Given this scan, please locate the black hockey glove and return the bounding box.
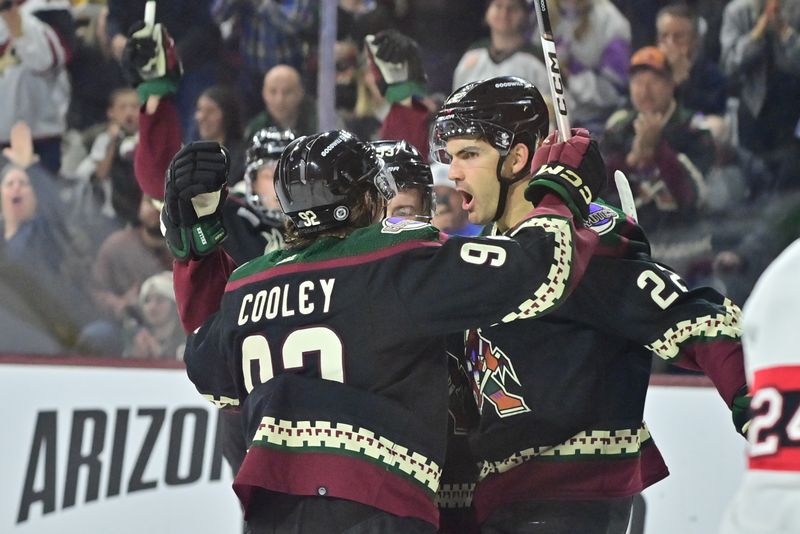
[365,29,426,104]
[161,141,229,261]
[731,385,752,437]
[122,20,183,103]
[526,128,607,220]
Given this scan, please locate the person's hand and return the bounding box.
[0,2,22,39]
[633,112,665,151]
[659,43,691,85]
[731,385,752,437]
[122,21,182,102]
[2,121,36,168]
[161,141,229,260]
[132,328,162,358]
[526,128,607,219]
[713,251,744,273]
[364,29,426,104]
[752,0,779,39]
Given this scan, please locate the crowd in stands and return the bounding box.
[0,0,798,360]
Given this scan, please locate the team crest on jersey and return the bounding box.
[585,203,619,235]
[464,329,530,418]
[381,217,430,233]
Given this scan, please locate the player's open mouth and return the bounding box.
[459,190,474,211]
[11,196,22,205]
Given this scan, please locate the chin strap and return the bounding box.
[492,155,532,222]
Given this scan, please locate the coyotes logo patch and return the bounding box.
[465,329,530,418]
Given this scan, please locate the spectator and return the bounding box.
[123,270,184,360]
[195,84,246,185]
[550,0,632,131]
[1,121,98,349]
[1,158,64,278]
[67,6,127,132]
[213,0,317,117]
[106,0,222,141]
[453,0,548,93]
[245,64,318,140]
[603,46,715,274]
[720,0,800,189]
[88,195,173,347]
[71,87,141,232]
[656,3,728,116]
[0,1,71,173]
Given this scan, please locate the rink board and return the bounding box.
[0,357,744,534]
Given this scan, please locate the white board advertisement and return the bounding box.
[0,359,241,534]
[0,360,746,533]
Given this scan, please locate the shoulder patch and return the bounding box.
[381,217,433,234]
[586,203,619,235]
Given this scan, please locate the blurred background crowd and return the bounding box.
[0,0,798,367]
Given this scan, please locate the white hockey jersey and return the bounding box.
[720,238,800,534]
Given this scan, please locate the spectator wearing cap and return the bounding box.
[602,45,715,275]
[123,270,184,360]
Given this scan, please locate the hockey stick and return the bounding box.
[533,0,570,141]
[533,0,638,220]
[144,0,156,27]
[614,170,638,222]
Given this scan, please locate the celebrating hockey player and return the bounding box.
[371,139,434,221]
[169,127,605,532]
[430,76,750,533]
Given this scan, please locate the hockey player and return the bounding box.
[168,128,606,532]
[719,238,800,534]
[371,139,433,220]
[430,76,750,532]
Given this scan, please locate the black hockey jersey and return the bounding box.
[460,201,747,522]
[183,198,597,527]
[221,194,285,265]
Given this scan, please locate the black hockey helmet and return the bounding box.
[276,130,398,235]
[371,139,433,216]
[430,76,549,221]
[244,127,296,220]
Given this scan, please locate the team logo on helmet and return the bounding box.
[496,131,512,149]
[333,206,350,221]
[465,329,530,418]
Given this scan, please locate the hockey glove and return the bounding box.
[526,128,607,220]
[731,385,752,437]
[365,30,426,104]
[161,141,229,261]
[122,21,183,104]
